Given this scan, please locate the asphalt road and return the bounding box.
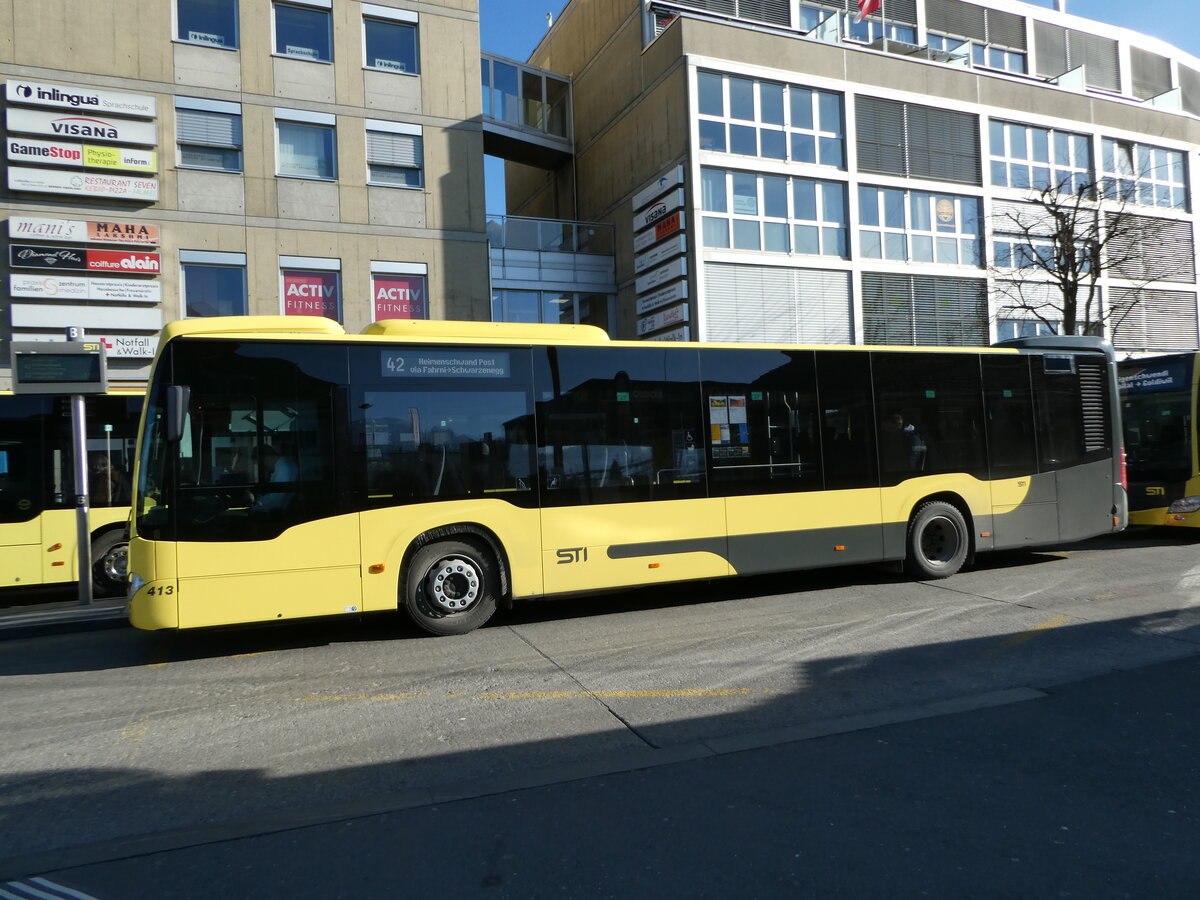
[1,528,1199,897]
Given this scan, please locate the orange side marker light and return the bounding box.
[648,562,660,569]
[47,543,62,552]
[368,564,386,574]
[834,545,845,551]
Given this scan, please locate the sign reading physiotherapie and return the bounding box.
[6,79,156,117]
[6,136,157,171]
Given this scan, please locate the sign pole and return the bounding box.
[66,327,94,605]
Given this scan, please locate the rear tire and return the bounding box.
[91,530,129,598]
[403,538,499,635]
[905,501,968,579]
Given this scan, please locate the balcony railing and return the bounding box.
[486,215,614,256]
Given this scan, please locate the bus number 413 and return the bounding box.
[556,547,588,564]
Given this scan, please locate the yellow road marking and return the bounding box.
[992,615,1071,652]
[120,714,150,742]
[295,692,431,702]
[478,688,771,700]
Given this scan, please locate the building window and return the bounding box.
[363,5,418,73]
[181,251,247,317]
[276,110,337,179]
[927,34,1027,74]
[176,98,243,172]
[274,0,332,62]
[859,187,982,266]
[372,262,427,320]
[176,0,238,48]
[701,167,847,258]
[366,121,423,188]
[856,96,981,185]
[992,233,1059,270]
[990,120,1092,195]
[281,256,341,321]
[862,273,988,346]
[997,318,1058,341]
[696,70,845,169]
[492,290,613,331]
[1101,139,1188,211]
[847,17,916,45]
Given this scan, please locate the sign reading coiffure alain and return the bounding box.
[9,244,160,274]
[6,79,156,118]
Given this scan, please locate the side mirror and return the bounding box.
[166,385,190,444]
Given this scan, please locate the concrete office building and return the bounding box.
[1,0,489,385]
[505,0,1200,351]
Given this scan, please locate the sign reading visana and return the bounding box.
[6,108,157,146]
[381,350,511,379]
[5,79,156,118]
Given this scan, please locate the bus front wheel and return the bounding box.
[905,501,968,579]
[91,530,129,598]
[403,538,499,636]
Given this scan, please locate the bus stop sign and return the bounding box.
[11,341,108,394]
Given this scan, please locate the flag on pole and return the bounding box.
[855,0,881,22]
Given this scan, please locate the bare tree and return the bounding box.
[989,176,1194,339]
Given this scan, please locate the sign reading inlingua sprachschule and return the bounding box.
[5,79,156,118]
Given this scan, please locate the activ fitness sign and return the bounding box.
[282,270,340,319]
[5,79,156,118]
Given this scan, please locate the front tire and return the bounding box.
[91,530,129,598]
[905,501,968,579]
[403,538,499,635]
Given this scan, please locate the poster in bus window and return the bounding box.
[709,395,750,460]
[282,270,340,320]
[372,273,426,320]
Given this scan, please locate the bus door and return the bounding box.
[165,342,359,628]
[535,346,728,595]
[705,349,883,575]
[0,396,50,587]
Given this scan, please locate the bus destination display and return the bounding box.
[381,350,511,378]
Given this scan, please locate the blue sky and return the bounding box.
[479,1,1200,212]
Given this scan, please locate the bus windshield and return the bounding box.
[1120,356,1194,484]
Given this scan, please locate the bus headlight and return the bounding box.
[128,572,146,598]
[1168,497,1200,514]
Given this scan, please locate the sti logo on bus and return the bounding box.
[1147,486,1166,496]
[556,547,588,564]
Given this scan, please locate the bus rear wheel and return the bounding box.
[905,501,968,579]
[404,538,499,636]
[91,530,129,598]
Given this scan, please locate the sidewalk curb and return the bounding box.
[0,603,128,640]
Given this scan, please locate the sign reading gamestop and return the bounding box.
[6,136,157,171]
[283,270,340,320]
[372,274,427,320]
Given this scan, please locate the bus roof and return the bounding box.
[156,316,1115,356]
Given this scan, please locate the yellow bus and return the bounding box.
[128,318,1126,635]
[1119,352,1200,528]
[1,388,142,596]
